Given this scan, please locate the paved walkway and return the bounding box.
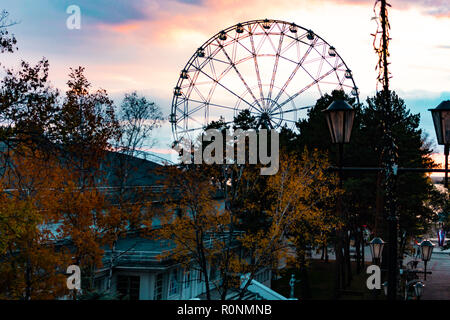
[308,245,450,299]
[421,252,450,300]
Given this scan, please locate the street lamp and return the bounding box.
[323,100,355,167]
[414,282,425,300]
[369,237,385,265]
[323,100,355,145]
[420,240,434,280]
[323,100,355,297]
[382,281,388,296]
[429,100,450,187]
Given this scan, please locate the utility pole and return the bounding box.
[373,0,398,300]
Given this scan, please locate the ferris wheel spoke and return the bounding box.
[265,30,279,54]
[236,37,254,56]
[182,110,206,126]
[315,46,327,79]
[255,27,270,54]
[279,55,298,65]
[204,63,247,113]
[185,103,207,119]
[273,38,317,105]
[302,56,326,66]
[177,126,204,134]
[271,106,312,116]
[280,37,297,56]
[186,98,238,112]
[316,83,323,97]
[231,35,238,62]
[208,56,232,66]
[192,65,255,110]
[268,30,285,101]
[276,66,340,111]
[192,85,208,103]
[216,40,263,109]
[208,56,218,80]
[269,117,298,123]
[249,30,265,103]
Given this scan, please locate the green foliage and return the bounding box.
[285,89,437,238]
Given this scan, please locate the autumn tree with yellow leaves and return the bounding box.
[155,145,339,300]
[0,146,72,300]
[0,61,145,299]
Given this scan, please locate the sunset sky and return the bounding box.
[1,0,449,165]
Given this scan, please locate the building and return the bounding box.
[89,151,285,300]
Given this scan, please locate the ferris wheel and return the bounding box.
[170,19,359,143]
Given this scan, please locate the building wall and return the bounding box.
[106,265,272,300]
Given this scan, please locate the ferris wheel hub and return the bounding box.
[251,98,284,129]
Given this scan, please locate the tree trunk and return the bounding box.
[106,240,116,292]
[321,244,325,260]
[333,233,344,298]
[199,249,211,300]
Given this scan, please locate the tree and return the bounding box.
[104,91,162,292]
[0,10,17,54]
[155,143,338,300]
[0,59,60,166]
[0,145,71,300]
[51,67,125,296]
[238,150,339,299]
[56,66,120,184]
[291,89,437,291]
[115,91,162,159]
[155,164,231,300]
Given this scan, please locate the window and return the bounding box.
[154,273,163,300]
[184,270,191,288]
[168,269,179,296]
[117,275,140,300]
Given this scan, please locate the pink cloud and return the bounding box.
[97,22,142,34]
[91,0,448,45]
[331,0,449,17]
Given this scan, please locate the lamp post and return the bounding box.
[420,240,434,280]
[323,99,445,299]
[429,100,450,188]
[413,282,425,300]
[322,98,399,299]
[369,237,385,266]
[323,100,355,295]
